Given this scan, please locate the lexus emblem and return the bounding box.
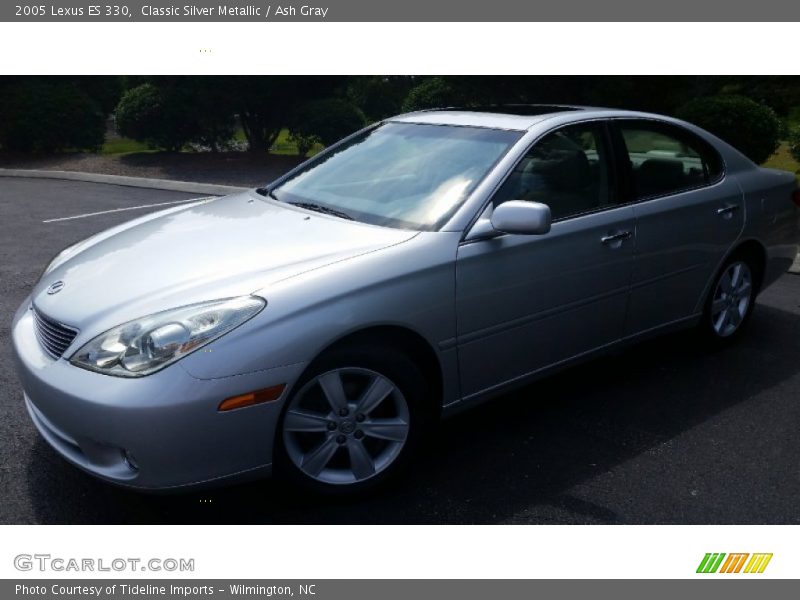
[46,281,65,295]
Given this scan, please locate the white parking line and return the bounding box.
[42,197,211,223]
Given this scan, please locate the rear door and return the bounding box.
[611,119,744,335]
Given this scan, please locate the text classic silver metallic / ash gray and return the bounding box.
[12,106,800,493]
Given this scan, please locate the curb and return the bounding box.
[791,254,800,274]
[0,168,247,196]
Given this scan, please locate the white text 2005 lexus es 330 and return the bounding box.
[12,106,800,493]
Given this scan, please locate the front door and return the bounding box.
[455,121,635,399]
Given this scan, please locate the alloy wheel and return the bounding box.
[710,260,753,338]
[282,367,410,485]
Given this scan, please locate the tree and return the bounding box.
[159,77,236,151]
[347,76,412,121]
[402,77,459,112]
[0,78,105,153]
[226,76,348,153]
[716,76,800,116]
[71,76,123,114]
[288,99,367,156]
[676,95,783,164]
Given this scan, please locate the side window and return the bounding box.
[492,123,613,221]
[618,121,724,200]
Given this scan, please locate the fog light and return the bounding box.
[122,449,139,471]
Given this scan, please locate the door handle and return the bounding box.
[600,231,632,244]
[716,204,740,216]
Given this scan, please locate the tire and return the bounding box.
[274,344,431,495]
[700,253,759,344]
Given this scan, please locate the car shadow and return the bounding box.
[25,302,800,524]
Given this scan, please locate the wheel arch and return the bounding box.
[297,324,445,417]
[697,238,768,313]
[727,238,767,291]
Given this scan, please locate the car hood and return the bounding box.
[32,191,417,330]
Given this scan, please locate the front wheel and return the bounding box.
[702,256,757,342]
[275,346,429,494]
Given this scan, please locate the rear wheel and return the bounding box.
[701,255,757,342]
[275,346,429,494]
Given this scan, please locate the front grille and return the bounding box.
[32,306,79,359]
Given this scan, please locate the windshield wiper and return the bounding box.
[288,202,354,221]
[258,188,354,221]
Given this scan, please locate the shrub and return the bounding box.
[114,83,198,152]
[0,80,105,153]
[288,99,367,156]
[676,95,783,164]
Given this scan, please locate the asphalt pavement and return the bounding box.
[1,177,799,524]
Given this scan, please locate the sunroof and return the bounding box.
[436,104,584,116]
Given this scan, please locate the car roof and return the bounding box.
[389,106,665,131]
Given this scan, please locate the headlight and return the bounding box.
[70,296,266,377]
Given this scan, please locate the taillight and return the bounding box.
[793,188,800,208]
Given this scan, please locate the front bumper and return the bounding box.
[12,299,306,490]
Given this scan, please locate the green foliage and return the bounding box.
[225,76,348,153]
[402,77,458,112]
[788,127,800,165]
[286,131,318,158]
[115,80,236,152]
[288,99,366,156]
[717,76,800,116]
[676,95,783,164]
[398,76,716,115]
[182,78,237,152]
[4,76,800,159]
[0,79,105,153]
[347,76,410,121]
[115,84,183,151]
[71,76,123,114]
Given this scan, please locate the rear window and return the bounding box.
[617,120,724,200]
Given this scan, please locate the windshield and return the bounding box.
[269,122,522,230]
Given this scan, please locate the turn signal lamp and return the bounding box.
[218,384,285,411]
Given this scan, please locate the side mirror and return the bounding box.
[490,200,552,235]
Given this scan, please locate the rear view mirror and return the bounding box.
[490,200,552,235]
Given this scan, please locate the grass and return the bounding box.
[269,128,324,157]
[100,136,153,155]
[100,128,323,157]
[762,141,800,182]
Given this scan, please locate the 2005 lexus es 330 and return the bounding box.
[12,106,800,493]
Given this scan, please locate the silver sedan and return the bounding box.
[11,106,800,493]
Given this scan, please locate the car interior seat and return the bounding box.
[635,158,685,198]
